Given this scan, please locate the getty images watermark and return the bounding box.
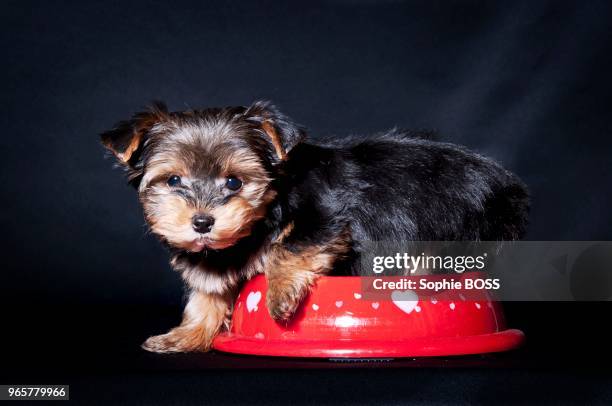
[357,241,612,301]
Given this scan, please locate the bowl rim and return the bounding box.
[213,329,525,358]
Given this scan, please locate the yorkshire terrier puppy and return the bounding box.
[101,101,529,353]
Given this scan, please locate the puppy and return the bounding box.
[101,101,529,353]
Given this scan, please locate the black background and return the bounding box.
[2,1,612,404]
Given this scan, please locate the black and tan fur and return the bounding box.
[101,101,529,353]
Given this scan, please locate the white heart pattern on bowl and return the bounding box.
[391,290,419,314]
[246,291,262,313]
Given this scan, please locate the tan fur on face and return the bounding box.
[139,150,190,194]
[221,149,270,182]
[207,190,276,249]
[142,290,231,353]
[141,188,199,251]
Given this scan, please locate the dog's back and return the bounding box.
[288,129,529,245]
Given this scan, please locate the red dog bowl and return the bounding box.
[213,273,524,358]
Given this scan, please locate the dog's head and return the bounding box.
[101,101,304,252]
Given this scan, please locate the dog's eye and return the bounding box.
[225,176,242,191]
[167,175,182,187]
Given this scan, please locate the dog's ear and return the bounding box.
[100,102,169,168]
[245,101,305,163]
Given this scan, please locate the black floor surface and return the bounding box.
[2,303,611,404]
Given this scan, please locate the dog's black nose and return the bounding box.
[192,214,215,233]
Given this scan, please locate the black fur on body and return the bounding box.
[275,131,528,272]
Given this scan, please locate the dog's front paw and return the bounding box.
[141,326,210,354]
[266,272,315,323]
[267,290,301,322]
